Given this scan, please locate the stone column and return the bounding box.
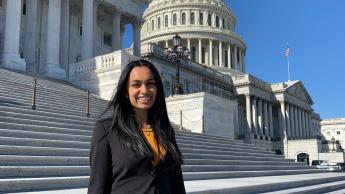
[198,38,202,63]
[297,108,303,139]
[268,103,274,139]
[239,49,243,71]
[209,39,213,66]
[24,0,38,73]
[263,100,269,137]
[219,41,223,67]
[280,101,287,141]
[42,0,66,79]
[1,0,26,71]
[302,110,307,138]
[234,46,238,70]
[60,0,70,72]
[93,2,98,56]
[285,103,291,139]
[290,105,295,139]
[242,50,246,72]
[227,44,231,69]
[252,97,258,136]
[294,106,299,139]
[187,38,191,59]
[245,94,252,136]
[133,20,141,57]
[112,9,121,51]
[257,98,263,136]
[81,0,94,60]
[308,113,313,138]
[305,111,310,138]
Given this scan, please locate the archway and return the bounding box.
[297,153,310,165]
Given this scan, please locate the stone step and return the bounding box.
[325,188,345,194]
[0,145,89,157]
[0,176,89,193]
[0,122,92,136]
[0,137,90,149]
[0,107,97,124]
[183,153,294,162]
[0,93,106,115]
[183,159,306,166]
[185,173,345,194]
[183,169,326,181]
[0,155,89,166]
[262,180,345,194]
[0,129,91,142]
[0,166,90,178]
[181,164,310,172]
[0,115,91,130]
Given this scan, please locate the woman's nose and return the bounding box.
[140,84,148,93]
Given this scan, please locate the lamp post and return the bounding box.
[164,34,190,95]
[331,136,336,152]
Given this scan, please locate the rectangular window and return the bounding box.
[103,32,112,47]
[191,12,195,25]
[152,20,155,31]
[79,25,83,36]
[22,2,27,15]
[222,18,225,28]
[173,14,177,26]
[199,13,204,25]
[208,14,212,26]
[337,131,341,135]
[158,17,161,30]
[0,0,3,7]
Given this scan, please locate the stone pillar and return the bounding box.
[219,41,223,67]
[297,108,303,139]
[285,103,291,139]
[227,44,231,69]
[290,105,295,139]
[239,49,243,71]
[280,101,287,141]
[308,113,313,138]
[133,20,141,57]
[24,0,38,73]
[263,100,269,137]
[1,0,26,71]
[251,97,258,136]
[234,46,238,70]
[93,2,98,56]
[257,98,263,136]
[268,103,274,139]
[302,110,306,138]
[245,94,252,137]
[81,0,94,60]
[242,50,246,73]
[209,39,213,66]
[187,38,191,59]
[198,38,202,63]
[294,106,299,139]
[60,0,70,71]
[112,9,121,51]
[42,0,66,79]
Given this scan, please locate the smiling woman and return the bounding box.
[88,59,186,194]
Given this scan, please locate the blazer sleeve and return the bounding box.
[171,164,186,194]
[88,121,112,194]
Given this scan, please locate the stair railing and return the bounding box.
[31,79,37,110]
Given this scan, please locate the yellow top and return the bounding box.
[141,128,166,167]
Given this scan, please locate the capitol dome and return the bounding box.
[141,0,247,72]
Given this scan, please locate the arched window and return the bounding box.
[208,14,212,26]
[191,47,196,61]
[151,20,154,31]
[216,16,219,27]
[191,12,195,25]
[181,13,186,25]
[199,13,204,25]
[158,17,161,30]
[173,13,177,26]
[165,15,169,27]
[202,47,206,64]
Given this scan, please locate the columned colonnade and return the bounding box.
[1,0,142,78]
[245,94,313,140]
[162,38,245,72]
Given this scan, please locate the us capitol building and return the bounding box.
[0,0,344,163]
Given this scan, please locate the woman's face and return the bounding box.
[127,66,157,113]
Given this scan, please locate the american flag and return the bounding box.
[285,46,290,58]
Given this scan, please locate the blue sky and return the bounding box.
[124,0,345,119]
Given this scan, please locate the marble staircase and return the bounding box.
[1,67,345,194]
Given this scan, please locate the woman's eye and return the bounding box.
[131,83,141,88]
[147,82,156,88]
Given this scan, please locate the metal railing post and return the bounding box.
[31,79,37,110]
[179,110,182,130]
[86,90,90,117]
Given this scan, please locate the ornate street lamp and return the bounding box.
[331,136,336,152]
[164,34,190,95]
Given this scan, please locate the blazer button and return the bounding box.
[150,169,156,176]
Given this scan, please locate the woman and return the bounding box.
[88,59,186,194]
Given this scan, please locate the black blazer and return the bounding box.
[88,118,186,194]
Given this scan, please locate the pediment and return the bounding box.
[286,81,313,104]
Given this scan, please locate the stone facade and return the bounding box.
[321,118,345,152]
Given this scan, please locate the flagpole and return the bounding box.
[287,55,291,83]
[285,44,291,83]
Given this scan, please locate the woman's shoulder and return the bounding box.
[91,117,113,141]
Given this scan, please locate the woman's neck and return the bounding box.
[135,109,150,129]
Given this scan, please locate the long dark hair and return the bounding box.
[103,59,182,163]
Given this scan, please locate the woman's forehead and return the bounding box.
[129,66,154,81]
